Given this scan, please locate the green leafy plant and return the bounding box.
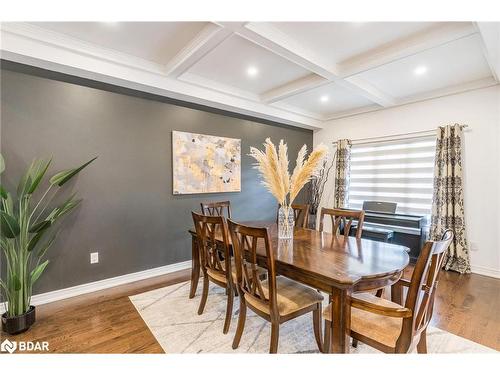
[0,154,96,317]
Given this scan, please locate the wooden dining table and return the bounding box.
[188,221,410,353]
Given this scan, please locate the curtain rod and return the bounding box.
[331,125,469,146]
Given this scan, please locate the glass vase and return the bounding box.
[278,205,294,239]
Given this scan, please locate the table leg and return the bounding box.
[189,236,200,299]
[329,288,352,353]
[391,283,403,305]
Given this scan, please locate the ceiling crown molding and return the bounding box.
[474,22,500,82]
[1,21,498,130]
[1,22,323,130]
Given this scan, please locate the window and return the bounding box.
[348,136,436,217]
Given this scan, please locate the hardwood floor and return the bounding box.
[0,270,190,353]
[1,268,498,353]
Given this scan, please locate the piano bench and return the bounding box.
[351,225,394,243]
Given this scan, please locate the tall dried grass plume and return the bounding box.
[249,138,327,206]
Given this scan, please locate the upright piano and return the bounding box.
[349,201,427,262]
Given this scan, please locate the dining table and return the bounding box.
[188,221,410,353]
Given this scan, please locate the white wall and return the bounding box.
[314,85,500,278]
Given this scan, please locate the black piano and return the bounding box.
[349,201,427,262]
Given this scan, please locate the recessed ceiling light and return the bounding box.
[246,66,259,77]
[320,95,329,103]
[414,66,428,76]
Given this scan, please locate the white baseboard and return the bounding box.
[471,265,500,279]
[0,260,191,314]
[1,260,496,315]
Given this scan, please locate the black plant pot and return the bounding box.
[1,305,36,335]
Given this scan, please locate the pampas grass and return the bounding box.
[249,138,327,206]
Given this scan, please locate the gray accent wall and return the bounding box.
[0,64,313,295]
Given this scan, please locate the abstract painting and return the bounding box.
[172,131,241,194]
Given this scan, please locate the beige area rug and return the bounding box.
[129,280,496,354]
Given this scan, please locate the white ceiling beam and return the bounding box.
[179,72,260,102]
[270,102,324,121]
[325,77,498,123]
[260,74,328,104]
[226,22,482,108]
[339,77,396,107]
[395,76,498,107]
[164,22,233,77]
[338,22,477,77]
[219,22,396,107]
[474,22,500,82]
[219,22,338,78]
[324,104,382,121]
[1,23,323,130]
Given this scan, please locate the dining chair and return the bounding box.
[322,229,454,353]
[318,207,365,239]
[227,219,324,353]
[200,200,232,218]
[291,203,310,228]
[191,211,235,334]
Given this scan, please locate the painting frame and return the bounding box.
[172,130,241,195]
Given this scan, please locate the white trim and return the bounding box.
[178,72,261,102]
[0,260,191,314]
[474,22,500,82]
[1,22,496,128]
[1,259,497,315]
[0,22,322,130]
[261,74,328,104]
[396,77,498,107]
[471,265,500,279]
[165,24,233,78]
[338,23,477,77]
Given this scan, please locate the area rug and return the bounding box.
[129,280,496,354]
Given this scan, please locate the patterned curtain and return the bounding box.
[333,139,352,208]
[429,124,471,274]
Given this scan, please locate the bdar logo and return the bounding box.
[1,339,17,353]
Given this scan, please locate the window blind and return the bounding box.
[348,136,436,216]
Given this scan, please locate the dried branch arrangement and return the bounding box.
[249,138,328,207]
[307,155,334,215]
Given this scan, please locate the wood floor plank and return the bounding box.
[1,267,498,353]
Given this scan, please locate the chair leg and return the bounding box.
[417,328,427,354]
[232,298,247,349]
[270,322,280,354]
[223,285,234,334]
[312,304,323,353]
[197,273,209,315]
[323,320,331,353]
[352,338,358,348]
[375,289,383,298]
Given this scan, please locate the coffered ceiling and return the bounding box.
[1,21,499,129]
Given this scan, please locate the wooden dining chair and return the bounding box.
[318,207,365,239]
[291,203,310,228]
[191,211,235,334]
[323,229,454,353]
[227,219,324,353]
[200,200,232,218]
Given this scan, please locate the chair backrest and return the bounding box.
[291,204,309,228]
[318,207,365,239]
[227,219,278,316]
[397,229,454,351]
[200,201,232,218]
[192,212,232,283]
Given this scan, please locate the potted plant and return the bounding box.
[0,154,96,335]
[249,138,327,238]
